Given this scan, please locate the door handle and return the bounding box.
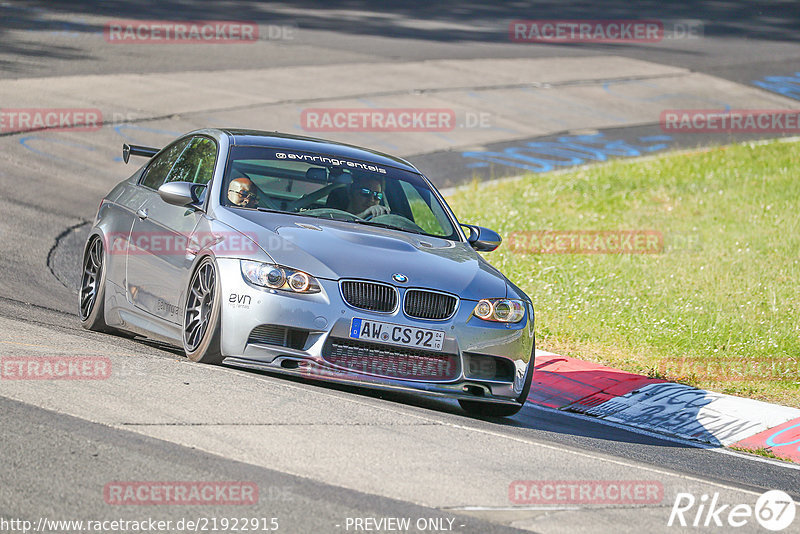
[136,208,148,220]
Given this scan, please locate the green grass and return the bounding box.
[446,140,800,407]
[729,446,795,463]
[408,198,446,236]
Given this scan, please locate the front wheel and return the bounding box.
[183,257,223,364]
[79,235,111,332]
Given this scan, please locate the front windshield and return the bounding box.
[220,146,459,240]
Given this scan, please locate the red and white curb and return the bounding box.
[528,349,800,463]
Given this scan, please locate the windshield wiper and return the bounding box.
[350,219,425,236]
[255,207,345,220]
[295,211,356,222]
[254,207,286,214]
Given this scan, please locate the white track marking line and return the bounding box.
[210,364,799,494]
[433,419,781,498]
[533,404,800,472]
[0,338,139,357]
[450,506,582,511]
[16,319,792,489]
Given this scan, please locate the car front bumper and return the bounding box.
[216,258,535,405]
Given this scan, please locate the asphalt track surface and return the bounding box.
[2,2,800,533]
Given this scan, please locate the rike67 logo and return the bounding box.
[668,490,796,531]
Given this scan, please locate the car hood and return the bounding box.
[216,210,509,300]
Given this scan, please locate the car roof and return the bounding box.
[219,128,420,173]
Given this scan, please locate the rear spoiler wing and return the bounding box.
[122,143,159,164]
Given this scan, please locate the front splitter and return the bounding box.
[223,356,522,406]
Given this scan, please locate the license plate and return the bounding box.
[349,318,444,351]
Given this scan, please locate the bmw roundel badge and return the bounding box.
[392,273,408,283]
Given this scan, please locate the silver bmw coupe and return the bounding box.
[79,129,535,416]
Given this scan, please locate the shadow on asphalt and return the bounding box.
[224,362,697,449]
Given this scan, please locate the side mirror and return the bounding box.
[462,224,502,252]
[158,182,205,207]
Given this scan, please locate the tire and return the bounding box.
[79,235,112,332]
[459,343,536,418]
[183,257,223,364]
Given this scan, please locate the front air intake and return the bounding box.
[247,325,309,350]
[322,337,459,381]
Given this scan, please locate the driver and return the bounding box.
[346,174,389,219]
[227,177,258,208]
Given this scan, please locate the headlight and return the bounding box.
[241,260,320,293]
[472,299,525,323]
[288,272,310,292]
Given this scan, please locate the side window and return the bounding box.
[141,138,192,190]
[165,137,217,185]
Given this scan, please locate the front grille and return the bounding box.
[323,338,459,381]
[404,289,458,320]
[247,325,308,350]
[340,280,397,312]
